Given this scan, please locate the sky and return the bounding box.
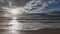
[45,0,60,10]
[0,0,60,9]
[0,0,60,13]
[23,0,60,13]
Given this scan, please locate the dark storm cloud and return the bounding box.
[0,0,32,7]
[14,0,32,6]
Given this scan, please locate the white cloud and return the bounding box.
[23,0,59,13]
[48,0,56,4]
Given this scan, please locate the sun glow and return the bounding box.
[2,7,24,15]
[2,7,24,30]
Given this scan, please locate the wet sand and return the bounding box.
[0,28,60,34]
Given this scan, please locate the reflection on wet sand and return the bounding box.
[0,28,60,34]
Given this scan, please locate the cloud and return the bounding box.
[23,0,59,13]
